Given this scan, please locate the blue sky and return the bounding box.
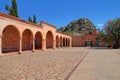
[0,0,120,30]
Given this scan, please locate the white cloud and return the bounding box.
[97,24,104,27]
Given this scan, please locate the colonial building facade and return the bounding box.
[0,13,72,54]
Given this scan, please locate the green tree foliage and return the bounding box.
[98,31,105,40]
[33,15,36,23]
[28,15,37,24]
[12,0,18,17]
[98,31,110,44]
[104,18,120,48]
[5,0,19,17]
[28,17,32,22]
[98,31,105,38]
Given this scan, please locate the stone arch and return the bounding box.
[56,36,59,48]
[22,29,33,51]
[2,25,20,53]
[60,36,62,47]
[46,31,53,49]
[35,31,42,50]
[63,37,66,47]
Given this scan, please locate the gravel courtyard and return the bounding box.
[0,47,88,80]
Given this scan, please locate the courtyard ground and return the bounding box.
[0,47,120,80]
[0,47,88,80]
[69,47,120,80]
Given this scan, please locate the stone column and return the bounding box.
[53,40,56,49]
[61,39,63,48]
[66,39,68,47]
[58,39,60,48]
[42,39,46,51]
[70,38,72,47]
[0,35,2,55]
[68,40,70,47]
[19,37,22,54]
[65,40,67,47]
[64,40,66,47]
[32,38,35,52]
[66,40,68,47]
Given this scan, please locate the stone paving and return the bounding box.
[69,48,120,80]
[0,47,88,80]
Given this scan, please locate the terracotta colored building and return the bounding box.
[0,13,72,54]
[72,35,84,47]
[72,31,102,47]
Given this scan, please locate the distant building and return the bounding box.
[72,30,102,47]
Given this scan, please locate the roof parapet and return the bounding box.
[40,21,56,29]
[0,12,43,28]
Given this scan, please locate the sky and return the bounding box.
[0,0,120,30]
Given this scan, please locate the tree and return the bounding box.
[28,15,37,24]
[104,18,120,48]
[12,0,19,17]
[28,16,33,22]
[98,31,105,40]
[5,0,19,17]
[33,15,37,24]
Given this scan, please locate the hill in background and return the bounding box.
[58,18,96,35]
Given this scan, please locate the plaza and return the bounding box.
[0,47,88,80]
[0,47,120,80]
[0,12,120,80]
